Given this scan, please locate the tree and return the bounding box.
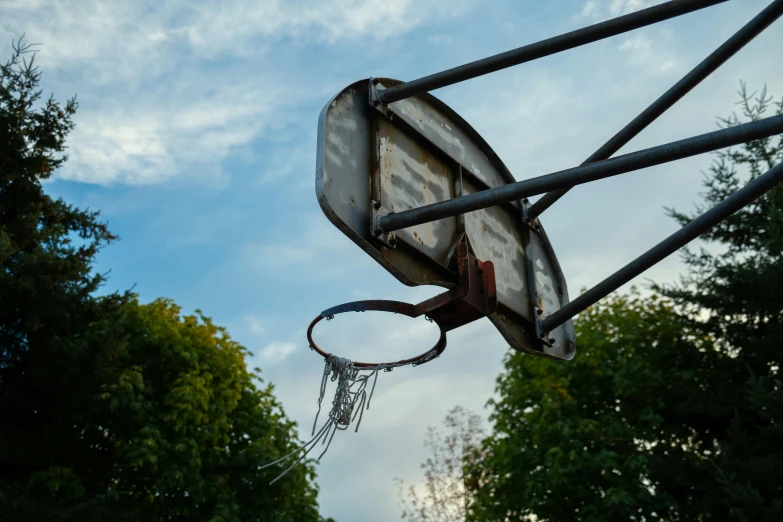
[655,82,783,520]
[467,291,714,522]
[395,406,485,522]
[466,84,783,522]
[0,38,330,521]
[87,298,326,521]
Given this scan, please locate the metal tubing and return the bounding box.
[376,0,726,105]
[377,114,783,233]
[530,0,783,218]
[541,160,783,332]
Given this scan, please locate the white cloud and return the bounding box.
[5,0,472,68]
[257,142,315,185]
[618,32,678,75]
[3,0,474,186]
[459,73,584,178]
[618,32,655,59]
[261,341,297,362]
[581,0,601,19]
[426,34,455,45]
[573,0,684,78]
[578,0,661,21]
[608,0,660,16]
[3,2,177,80]
[184,0,473,54]
[245,316,268,336]
[61,91,284,184]
[243,214,360,274]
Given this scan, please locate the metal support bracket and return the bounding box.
[444,166,468,268]
[371,200,397,248]
[369,78,393,119]
[412,242,497,332]
[369,77,382,106]
[535,317,555,348]
[369,77,396,249]
[520,199,555,348]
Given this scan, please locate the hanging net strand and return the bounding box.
[259,354,388,485]
[261,302,448,485]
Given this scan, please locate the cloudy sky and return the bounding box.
[6,0,783,519]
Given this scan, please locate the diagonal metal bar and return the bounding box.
[376,114,783,233]
[530,0,783,219]
[540,160,783,332]
[376,0,726,105]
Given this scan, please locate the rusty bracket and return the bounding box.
[412,242,497,332]
[307,242,496,368]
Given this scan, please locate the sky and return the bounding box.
[5,0,783,520]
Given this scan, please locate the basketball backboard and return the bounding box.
[316,78,575,360]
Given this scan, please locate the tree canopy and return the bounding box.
[656,83,783,520]
[0,39,330,521]
[465,84,783,522]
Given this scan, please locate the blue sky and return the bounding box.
[6,0,783,520]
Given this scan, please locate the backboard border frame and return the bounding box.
[316,78,575,360]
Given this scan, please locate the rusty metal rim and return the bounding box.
[306,299,447,369]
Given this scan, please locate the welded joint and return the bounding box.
[535,311,555,347]
[369,78,393,120]
[371,200,397,248]
[521,198,540,232]
[523,217,542,233]
[444,167,468,268]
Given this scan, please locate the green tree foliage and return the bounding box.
[95,298,325,521]
[0,39,329,521]
[466,84,782,522]
[466,291,713,521]
[655,83,783,520]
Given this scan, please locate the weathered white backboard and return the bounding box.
[316,78,575,360]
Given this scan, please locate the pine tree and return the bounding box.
[0,38,331,521]
[655,82,783,520]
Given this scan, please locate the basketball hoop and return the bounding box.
[260,243,496,484]
[307,300,446,369]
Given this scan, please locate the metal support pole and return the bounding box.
[376,114,783,233]
[530,0,783,219]
[540,160,783,332]
[376,0,726,105]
